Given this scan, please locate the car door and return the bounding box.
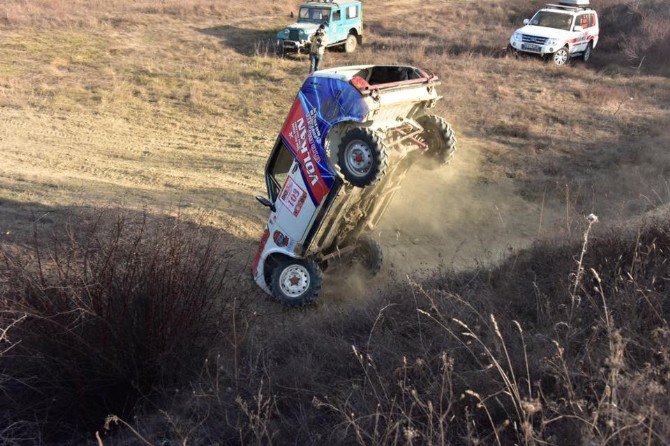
[330,8,344,43]
[572,13,589,52]
[266,142,313,244]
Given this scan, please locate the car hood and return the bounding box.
[285,22,319,32]
[516,25,575,39]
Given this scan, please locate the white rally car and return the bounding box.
[252,65,457,306]
[509,0,599,66]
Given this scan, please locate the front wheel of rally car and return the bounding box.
[416,115,457,170]
[271,258,322,307]
[338,128,388,187]
[552,47,570,66]
[582,42,593,62]
[352,236,383,276]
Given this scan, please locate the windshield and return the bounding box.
[529,11,574,31]
[299,7,330,22]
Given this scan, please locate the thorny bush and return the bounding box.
[0,213,227,443]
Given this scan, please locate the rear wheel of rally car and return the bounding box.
[416,115,457,170]
[345,34,358,53]
[338,128,388,187]
[352,236,383,276]
[582,42,593,62]
[553,47,570,66]
[271,258,322,307]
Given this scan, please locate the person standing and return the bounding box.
[309,24,328,73]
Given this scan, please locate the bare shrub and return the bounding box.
[0,213,226,443]
[142,220,670,445]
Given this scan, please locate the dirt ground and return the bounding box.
[1,0,668,306]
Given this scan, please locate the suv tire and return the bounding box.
[552,47,570,66]
[345,34,358,53]
[352,236,383,276]
[338,128,388,187]
[271,258,322,307]
[582,42,592,62]
[416,115,457,169]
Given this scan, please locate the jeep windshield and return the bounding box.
[298,7,330,22]
[529,11,574,31]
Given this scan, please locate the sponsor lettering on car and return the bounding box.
[279,176,307,217]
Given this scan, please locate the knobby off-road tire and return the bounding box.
[416,115,457,170]
[271,258,322,307]
[582,42,593,63]
[338,128,388,187]
[552,47,570,66]
[345,34,358,53]
[352,236,383,276]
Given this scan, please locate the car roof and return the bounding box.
[300,0,358,8]
[312,65,424,82]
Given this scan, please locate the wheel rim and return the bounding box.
[344,139,373,177]
[279,264,310,298]
[554,49,568,65]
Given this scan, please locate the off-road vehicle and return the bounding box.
[509,0,599,65]
[276,0,363,55]
[252,65,457,306]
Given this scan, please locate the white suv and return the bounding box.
[509,1,599,66]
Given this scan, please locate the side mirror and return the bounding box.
[573,25,583,31]
[256,196,276,212]
[523,18,530,25]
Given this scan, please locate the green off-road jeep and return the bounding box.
[276,0,363,55]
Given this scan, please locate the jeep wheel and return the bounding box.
[275,40,285,58]
[582,42,592,62]
[271,258,322,307]
[345,34,358,53]
[416,115,457,169]
[352,236,383,276]
[552,47,570,66]
[338,128,388,187]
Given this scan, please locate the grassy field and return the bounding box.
[0,0,669,443]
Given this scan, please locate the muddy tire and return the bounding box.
[271,258,322,307]
[345,34,357,53]
[416,115,457,170]
[353,236,383,276]
[582,42,592,62]
[552,46,570,66]
[338,128,388,187]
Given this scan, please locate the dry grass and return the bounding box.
[0,0,669,443]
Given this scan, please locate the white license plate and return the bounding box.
[522,43,542,52]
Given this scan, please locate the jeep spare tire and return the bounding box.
[352,236,383,276]
[338,128,388,187]
[271,258,322,307]
[416,115,457,169]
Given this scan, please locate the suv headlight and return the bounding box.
[513,32,522,41]
[282,28,290,36]
[546,38,558,46]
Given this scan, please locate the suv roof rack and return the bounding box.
[546,3,590,11]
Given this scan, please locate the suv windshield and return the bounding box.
[299,7,330,22]
[529,11,574,31]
